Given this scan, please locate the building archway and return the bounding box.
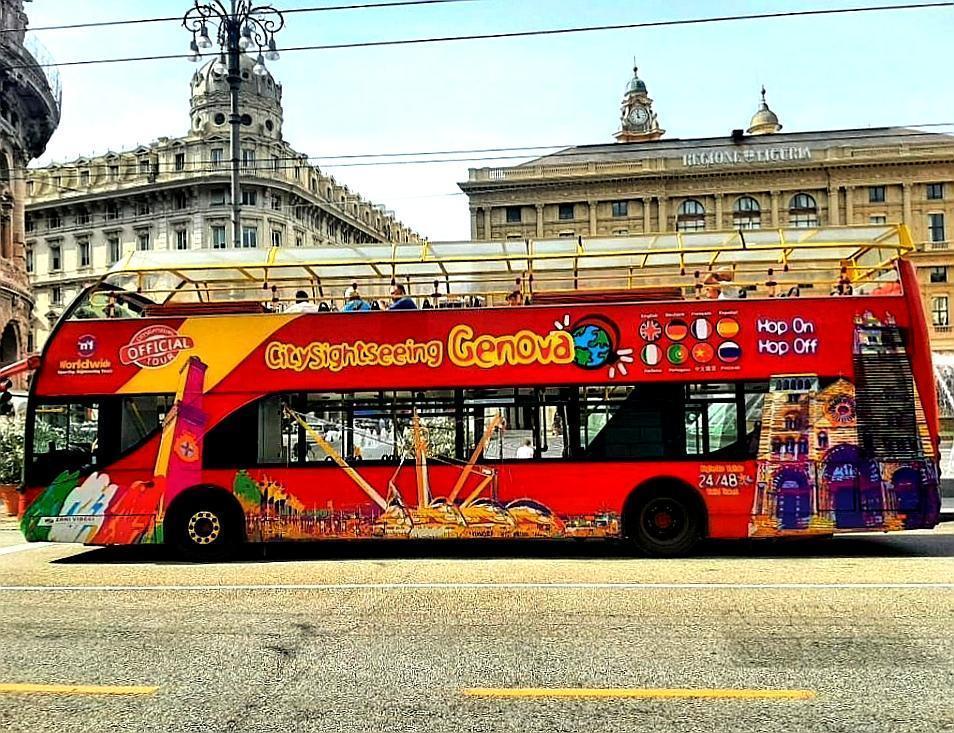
[774,467,811,529]
[0,321,19,367]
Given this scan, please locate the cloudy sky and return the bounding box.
[25,0,954,240]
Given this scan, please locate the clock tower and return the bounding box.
[614,64,664,143]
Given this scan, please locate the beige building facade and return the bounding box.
[460,66,954,363]
[25,55,420,346]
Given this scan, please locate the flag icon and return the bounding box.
[718,341,742,363]
[667,344,689,365]
[665,319,689,341]
[641,343,662,366]
[690,317,712,340]
[716,317,740,338]
[639,319,662,342]
[691,342,715,364]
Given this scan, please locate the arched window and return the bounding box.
[676,199,706,232]
[733,196,761,230]
[789,193,818,228]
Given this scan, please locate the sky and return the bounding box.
[24,0,954,241]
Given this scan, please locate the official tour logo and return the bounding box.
[120,325,194,369]
[77,334,96,358]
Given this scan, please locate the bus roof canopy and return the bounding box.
[101,224,913,306]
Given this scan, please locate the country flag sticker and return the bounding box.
[668,344,689,365]
[690,317,712,340]
[718,341,742,363]
[639,319,662,343]
[641,343,662,366]
[691,342,715,364]
[716,317,740,338]
[665,319,689,341]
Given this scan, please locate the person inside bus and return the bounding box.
[285,290,322,314]
[516,438,534,459]
[505,289,524,306]
[388,284,417,310]
[342,285,371,312]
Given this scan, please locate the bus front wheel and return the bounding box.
[624,483,704,558]
[167,492,241,562]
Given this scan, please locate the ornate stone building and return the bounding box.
[26,54,420,346]
[0,0,60,363]
[460,63,954,359]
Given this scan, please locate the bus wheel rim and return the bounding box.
[187,510,221,545]
[641,499,686,542]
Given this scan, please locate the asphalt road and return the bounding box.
[0,519,951,733]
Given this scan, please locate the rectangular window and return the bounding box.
[79,170,90,186]
[175,229,188,251]
[49,243,61,271]
[25,246,33,273]
[272,155,280,172]
[51,285,62,305]
[210,148,224,168]
[78,238,91,268]
[210,189,226,207]
[137,231,151,251]
[932,296,949,327]
[139,159,151,175]
[48,213,61,229]
[505,206,521,224]
[927,183,944,200]
[108,236,122,263]
[108,165,119,179]
[106,203,120,221]
[296,234,304,248]
[271,195,282,211]
[929,213,946,242]
[241,225,258,248]
[930,266,947,283]
[241,189,257,206]
[242,149,256,169]
[271,229,283,247]
[174,153,185,172]
[558,203,575,221]
[25,217,34,233]
[75,210,90,226]
[868,186,886,203]
[611,201,628,218]
[869,215,887,225]
[211,225,227,249]
[136,200,150,216]
[173,192,188,210]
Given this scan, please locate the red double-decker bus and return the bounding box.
[19,226,941,558]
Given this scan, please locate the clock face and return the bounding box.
[627,106,649,126]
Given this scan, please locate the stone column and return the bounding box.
[535,203,544,238]
[483,207,493,241]
[828,187,840,225]
[845,186,855,224]
[588,200,598,236]
[714,194,724,230]
[770,191,780,227]
[658,196,669,232]
[642,198,652,233]
[902,183,913,227]
[469,208,478,240]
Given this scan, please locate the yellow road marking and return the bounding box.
[0,683,158,696]
[462,687,816,700]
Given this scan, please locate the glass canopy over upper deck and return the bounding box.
[71,225,912,317]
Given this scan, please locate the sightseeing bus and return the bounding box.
[19,225,941,559]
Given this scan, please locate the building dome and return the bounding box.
[189,53,284,140]
[625,66,647,95]
[747,87,782,136]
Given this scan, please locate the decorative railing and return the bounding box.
[22,33,62,113]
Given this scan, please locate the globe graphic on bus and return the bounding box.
[571,323,612,368]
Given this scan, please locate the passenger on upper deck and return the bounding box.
[285,290,322,314]
[388,284,417,310]
[505,289,524,306]
[342,285,371,312]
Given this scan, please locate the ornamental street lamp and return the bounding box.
[183,1,284,249]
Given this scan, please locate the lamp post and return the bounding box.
[183,1,284,249]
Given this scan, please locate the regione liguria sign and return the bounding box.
[683,146,812,168]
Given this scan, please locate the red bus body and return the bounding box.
[20,264,941,547]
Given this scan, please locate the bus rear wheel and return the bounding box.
[625,486,703,557]
[168,496,239,562]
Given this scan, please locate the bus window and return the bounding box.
[301,394,347,463]
[390,391,458,462]
[462,388,533,460]
[204,395,288,468]
[580,385,672,459]
[683,382,767,458]
[538,388,572,459]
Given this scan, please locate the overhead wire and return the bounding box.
[6,2,953,71]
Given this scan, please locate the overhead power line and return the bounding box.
[7,0,483,35]
[8,2,953,71]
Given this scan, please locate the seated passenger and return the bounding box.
[505,289,524,306]
[388,284,417,310]
[342,285,371,312]
[285,290,322,314]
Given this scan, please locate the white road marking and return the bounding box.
[0,543,49,557]
[0,581,951,592]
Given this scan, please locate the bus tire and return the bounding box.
[166,488,243,562]
[622,481,705,558]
